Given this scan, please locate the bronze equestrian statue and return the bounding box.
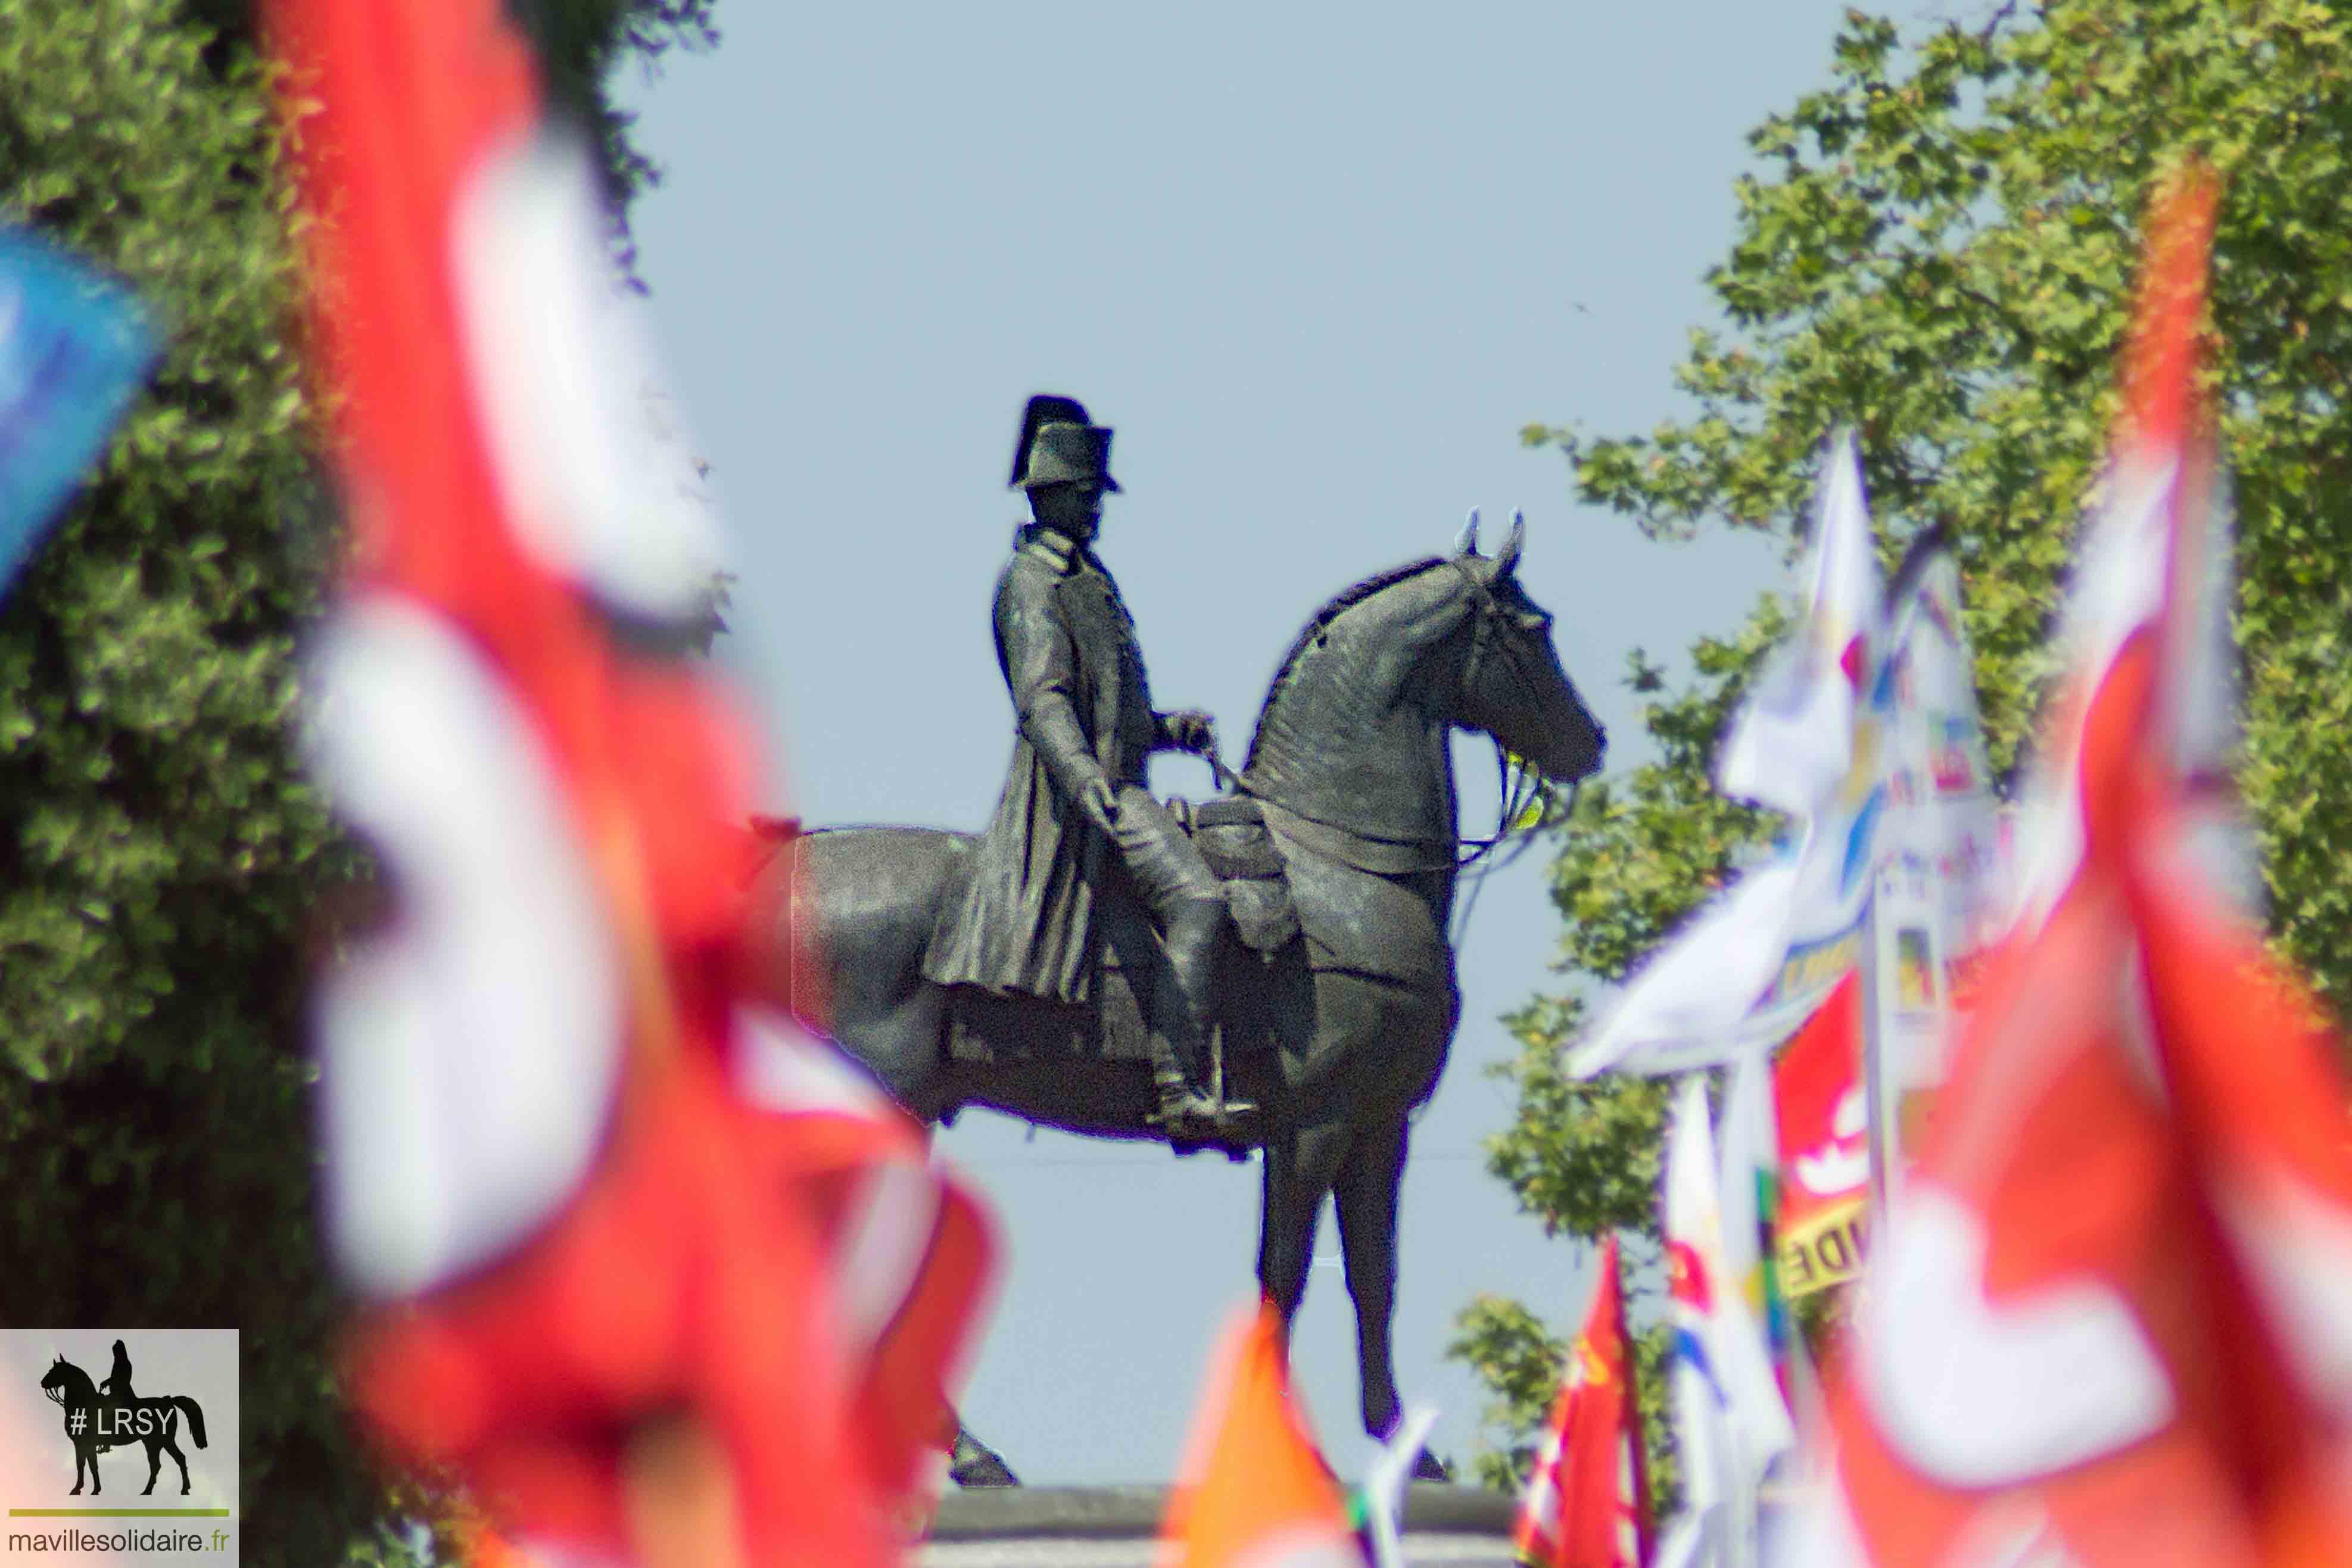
[743,394,1606,1488]
[922,395,1253,1146]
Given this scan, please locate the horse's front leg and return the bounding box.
[1335,1109,1447,1482]
[1334,1108,1406,1441]
[68,1447,86,1495]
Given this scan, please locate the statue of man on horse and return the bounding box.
[749,397,1609,1483]
[920,394,1254,1148]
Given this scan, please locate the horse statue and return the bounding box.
[38,1355,209,1497]
[743,514,1605,1485]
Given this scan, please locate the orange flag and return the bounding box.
[1161,1302,1366,1568]
[1513,1235,1652,1568]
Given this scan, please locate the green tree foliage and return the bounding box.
[507,0,719,273]
[1453,0,2352,1492]
[0,2,712,1559]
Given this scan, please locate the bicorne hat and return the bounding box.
[1008,393,1123,492]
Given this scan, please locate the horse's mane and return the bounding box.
[1244,556,1450,770]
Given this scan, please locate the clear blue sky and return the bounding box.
[613,2,1855,1486]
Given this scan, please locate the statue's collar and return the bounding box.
[1015,524,1095,575]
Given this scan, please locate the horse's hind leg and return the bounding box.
[164,1435,191,1495]
[143,1438,161,1495]
[1257,1120,1353,1336]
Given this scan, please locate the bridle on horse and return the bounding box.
[1205,558,1585,893]
[1437,556,1584,940]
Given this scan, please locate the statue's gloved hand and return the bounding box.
[1079,775,1122,836]
[1163,708,1219,759]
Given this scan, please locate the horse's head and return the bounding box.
[1241,523,1607,846]
[1443,512,1606,785]
[40,1357,80,1406]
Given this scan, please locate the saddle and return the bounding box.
[1166,793,1301,956]
[943,793,1300,1068]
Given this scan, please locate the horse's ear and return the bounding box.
[1454,508,1480,558]
[1494,510,1525,577]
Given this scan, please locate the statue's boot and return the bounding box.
[1150,897,1257,1151]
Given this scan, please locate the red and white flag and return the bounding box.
[266,1,995,1561]
[733,1009,998,1519]
[1513,1235,1653,1568]
[1789,165,2352,1568]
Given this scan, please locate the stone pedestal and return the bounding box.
[917,1483,1519,1566]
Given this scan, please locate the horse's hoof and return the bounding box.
[949,1451,1020,1489]
[1167,1134,1254,1162]
[949,1435,1020,1489]
[1411,1448,1453,1483]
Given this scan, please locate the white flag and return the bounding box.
[1717,431,1883,816]
[1666,1077,1796,1511]
[1572,434,1886,1078]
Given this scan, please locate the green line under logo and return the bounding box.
[8,1508,230,1517]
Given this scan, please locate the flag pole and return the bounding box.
[1859,873,1892,1250]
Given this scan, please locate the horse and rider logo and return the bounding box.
[36,1339,210,1497]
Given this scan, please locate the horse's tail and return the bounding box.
[172,1398,206,1449]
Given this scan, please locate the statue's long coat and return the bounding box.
[923,525,1166,1002]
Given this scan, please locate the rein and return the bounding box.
[1200,562,1577,881]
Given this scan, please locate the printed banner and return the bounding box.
[1881,547,2005,962]
[1772,978,1867,1298]
[1861,539,2005,1198]
[0,1332,238,1565]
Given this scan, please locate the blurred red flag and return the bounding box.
[264,1,996,1562]
[1512,1235,1653,1568]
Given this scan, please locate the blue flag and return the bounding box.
[0,226,158,603]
